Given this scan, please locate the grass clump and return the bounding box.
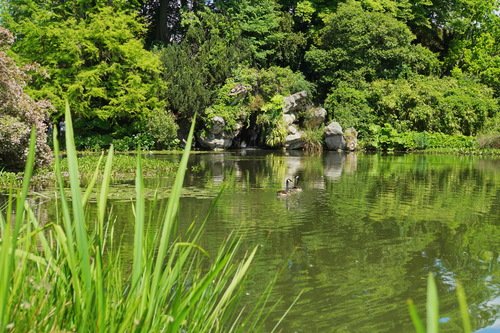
[0,103,275,332]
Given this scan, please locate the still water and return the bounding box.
[38,151,500,332]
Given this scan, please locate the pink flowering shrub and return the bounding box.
[0,27,52,170]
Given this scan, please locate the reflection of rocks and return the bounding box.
[324,152,344,181]
[198,116,240,150]
[344,152,358,174]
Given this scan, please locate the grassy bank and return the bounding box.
[0,105,277,332]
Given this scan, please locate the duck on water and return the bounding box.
[289,175,302,193]
[277,178,293,197]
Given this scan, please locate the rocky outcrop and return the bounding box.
[324,121,345,150]
[304,107,327,129]
[285,132,304,150]
[324,122,359,151]
[344,127,358,151]
[198,116,240,150]
[283,91,309,114]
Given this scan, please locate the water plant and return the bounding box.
[0,102,276,332]
[408,273,472,333]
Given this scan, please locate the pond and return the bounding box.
[25,151,500,331]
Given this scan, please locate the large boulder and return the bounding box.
[344,127,358,151]
[198,116,239,150]
[283,91,309,114]
[285,132,304,150]
[324,121,345,150]
[211,116,225,135]
[304,107,327,128]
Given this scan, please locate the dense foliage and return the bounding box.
[1,0,499,150]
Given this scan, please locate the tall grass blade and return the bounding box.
[82,152,104,206]
[407,299,425,333]
[456,282,472,333]
[145,114,197,327]
[427,273,439,333]
[98,145,114,230]
[271,289,304,333]
[132,152,145,290]
[64,99,92,330]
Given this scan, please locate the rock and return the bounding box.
[304,107,327,128]
[285,132,304,150]
[324,121,345,150]
[228,83,248,96]
[211,116,225,135]
[198,133,233,150]
[198,116,238,150]
[344,127,358,151]
[288,125,298,135]
[324,121,343,136]
[283,113,296,126]
[283,91,309,114]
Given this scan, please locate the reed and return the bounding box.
[0,103,274,332]
[407,273,473,333]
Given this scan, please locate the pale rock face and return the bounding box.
[285,132,304,150]
[324,121,345,150]
[198,116,240,150]
[288,125,298,135]
[211,116,225,135]
[283,91,309,114]
[283,113,296,126]
[305,107,327,128]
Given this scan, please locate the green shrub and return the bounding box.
[302,127,324,153]
[76,134,112,151]
[326,75,498,137]
[362,124,477,151]
[144,109,179,149]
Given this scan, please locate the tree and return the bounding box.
[3,3,166,138]
[0,27,52,170]
[325,75,498,136]
[160,7,251,123]
[305,0,439,98]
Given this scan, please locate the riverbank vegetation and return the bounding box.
[0,108,279,332]
[1,0,500,169]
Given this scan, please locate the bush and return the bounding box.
[75,135,112,151]
[326,75,498,137]
[144,110,179,150]
[0,27,52,171]
[477,134,500,149]
[302,127,324,153]
[362,124,477,151]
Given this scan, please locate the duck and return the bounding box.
[289,175,302,193]
[276,178,293,197]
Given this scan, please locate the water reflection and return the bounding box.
[3,151,498,332]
